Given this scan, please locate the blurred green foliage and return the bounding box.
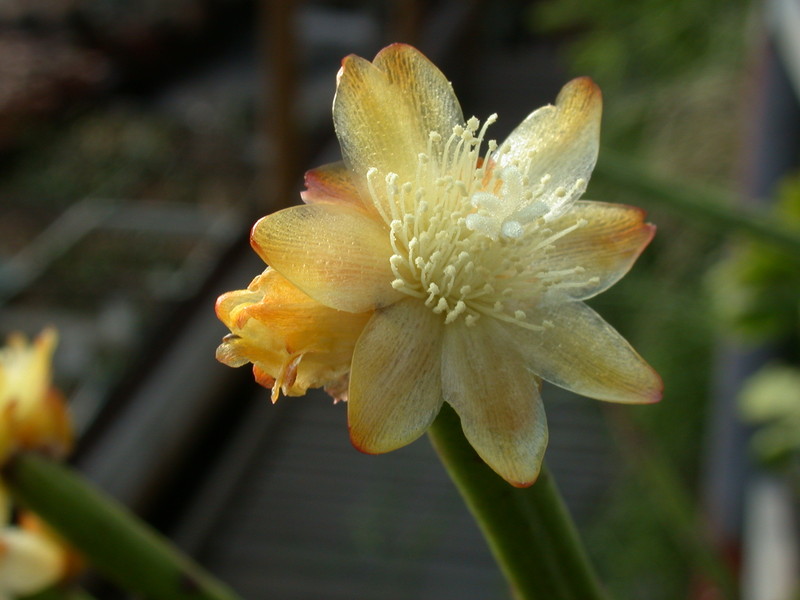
[709,174,800,482]
[740,365,800,466]
[533,0,749,86]
[708,174,800,341]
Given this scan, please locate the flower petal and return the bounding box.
[0,528,62,595]
[349,299,444,453]
[540,201,655,301]
[441,319,548,487]
[0,330,72,462]
[251,203,401,313]
[333,44,463,219]
[497,77,602,218]
[215,268,370,401]
[300,161,364,209]
[511,301,662,404]
[370,43,463,132]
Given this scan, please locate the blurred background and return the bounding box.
[2,0,799,598]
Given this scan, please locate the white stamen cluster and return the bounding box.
[366,116,594,328]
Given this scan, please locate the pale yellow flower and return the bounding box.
[216,44,661,485]
[0,329,72,464]
[0,485,64,600]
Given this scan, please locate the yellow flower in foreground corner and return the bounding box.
[216,44,662,486]
[0,485,64,600]
[0,329,72,464]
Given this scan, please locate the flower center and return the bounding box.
[366,117,590,329]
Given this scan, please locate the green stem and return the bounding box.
[3,452,242,600]
[595,148,800,255]
[428,404,610,600]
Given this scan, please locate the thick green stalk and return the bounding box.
[595,148,800,255]
[428,404,609,600]
[3,452,242,600]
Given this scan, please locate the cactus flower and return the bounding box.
[0,329,71,465]
[216,44,661,485]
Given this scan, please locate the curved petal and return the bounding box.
[371,43,463,136]
[333,44,463,219]
[0,528,62,595]
[0,330,72,461]
[300,161,364,209]
[215,284,264,334]
[497,77,602,218]
[215,268,370,401]
[441,319,548,487]
[511,301,662,404]
[538,201,655,301]
[349,299,444,453]
[251,203,402,313]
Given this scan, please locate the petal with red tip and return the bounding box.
[333,44,463,220]
[510,301,663,404]
[497,77,602,217]
[538,201,655,301]
[441,319,548,487]
[349,299,444,453]
[251,203,401,313]
[300,161,364,209]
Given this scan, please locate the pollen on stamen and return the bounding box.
[501,220,524,239]
[433,298,449,313]
[372,113,586,333]
[444,300,467,324]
